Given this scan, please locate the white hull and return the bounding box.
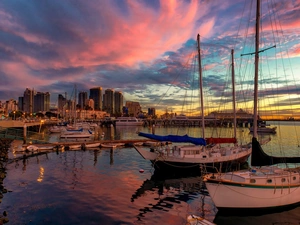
[115,122,143,126]
[249,126,277,134]
[115,117,143,126]
[60,134,93,138]
[60,130,93,139]
[133,144,251,164]
[26,145,54,151]
[101,143,117,149]
[85,143,101,148]
[204,167,300,209]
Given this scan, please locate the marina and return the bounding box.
[0,122,299,224]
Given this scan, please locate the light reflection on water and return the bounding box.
[1,122,300,224]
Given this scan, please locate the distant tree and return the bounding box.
[36,112,45,118]
[45,111,57,118]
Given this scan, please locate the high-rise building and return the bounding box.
[89,87,103,110]
[34,92,50,112]
[18,97,24,111]
[103,89,114,115]
[125,101,141,117]
[148,108,156,117]
[114,91,123,115]
[58,93,67,116]
[78,91,88,109]
[5,99,18,115]
[85,98,94,110]
[23,88,34,113]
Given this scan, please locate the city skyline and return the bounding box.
[0,1,299,117]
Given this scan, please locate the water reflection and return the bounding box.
[214,205,300,224]
[4,122,300,224]
[131,169,214,222]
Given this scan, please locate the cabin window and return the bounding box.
[267,179,272,183]
[293,177,296,180]
[202,155,207,158]
[250,179,256,183]
[281,178,286,182]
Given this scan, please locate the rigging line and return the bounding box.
[236,0,254,113]
[154,51,196,109]
[231,0,249,51]
[269,0,300,147]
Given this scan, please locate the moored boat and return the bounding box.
[133,35,252,172]
[115,117,144,126]
[203,0,300,211]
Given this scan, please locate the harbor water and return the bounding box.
[1,121,300,224]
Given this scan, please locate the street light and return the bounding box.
[13,111,16,120]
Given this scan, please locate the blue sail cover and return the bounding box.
[138,132,206,146]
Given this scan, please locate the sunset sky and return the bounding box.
[0,0,299,117]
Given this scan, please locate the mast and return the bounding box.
[197,34,205,138]
[253,0,260,138]
[74,84,77,126]
[231,49,237,139]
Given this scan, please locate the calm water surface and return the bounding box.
[1,121,300,224]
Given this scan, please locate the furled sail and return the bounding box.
[206,137,237,144]
[138,132,206,146]
[251,137,300,166]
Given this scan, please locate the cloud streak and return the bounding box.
[0,0,299,116]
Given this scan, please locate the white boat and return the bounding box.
[100,143,117,149]
[49,126,65,133]
[186,215,215,225]
[26,145,39,152]
[84,142,101,148]
[134,35,251,171]
[203,0,300,211]
[115,117,144,126]
[60,129,93,139]
[26,145,54,151]
[249,125,277,134]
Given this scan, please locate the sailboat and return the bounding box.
[133,35,252,171]
[203,0,300,210]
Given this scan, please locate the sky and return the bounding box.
[0,0,300,117]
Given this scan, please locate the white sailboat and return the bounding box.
[203,0,300,210]
[134,35,251,171]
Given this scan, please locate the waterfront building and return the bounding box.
[34,92,50,112]
[114,91,123,116]
[125,101,141,117]
[89,87,103,110]
[78,91,88,109]
[85,98,94,110]
[103,89,114,115]
[18,97,23,111]
[23,88,34,114]
[5,99,18,116]
[58,94,67,117]
[205,109,253,121]
[77,110,109,120]
[148,108,156,117]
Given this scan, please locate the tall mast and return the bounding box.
[253,0,260,139]
[231,49,237,139]
[74,84,77,126]
[197,34,205,138]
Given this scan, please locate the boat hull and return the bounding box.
[133,145,251,172]
[204,170,300,209]
[205,181,300,209]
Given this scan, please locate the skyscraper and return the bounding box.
[89,87,102,110]
[103,89,114,115]
[114,91,123,115]
[23,88,34,113]
[58,93,67,116]
[78,91,88,109]
[34,92,50,112]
